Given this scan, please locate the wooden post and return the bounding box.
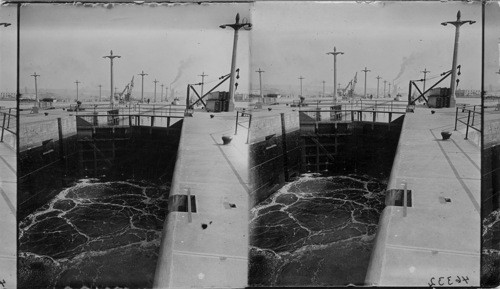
[280,113,290,182]
[246,114,252,144]
[316,141,320,173]
[57,118,64,162]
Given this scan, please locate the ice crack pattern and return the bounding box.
[249,173,387,286]
[482,208,500,286]
[19,179,169,288]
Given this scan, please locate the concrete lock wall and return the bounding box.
[249,111,301,206]
[18,116,79,220]
[19,116,77,152]
[482,142,500,286]
[18,118,182,220]
[248,110,300,143]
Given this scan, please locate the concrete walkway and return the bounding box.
[0,142,16,289]
[366,107,480,286]
[154,110,249,288]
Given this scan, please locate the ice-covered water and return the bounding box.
[18,179,169,288]
[249,173,387,286]
[482,208,500,286]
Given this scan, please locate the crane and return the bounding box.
[340,72,357,99]
[116,76,135,103]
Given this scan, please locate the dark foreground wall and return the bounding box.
[481,119,500,287]
[19,117,79,220]
[19,118,183,220]
[249,111,302,206]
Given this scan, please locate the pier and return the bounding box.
[0,108,16,288]
[366,104,480,286]
[153,109,250,288]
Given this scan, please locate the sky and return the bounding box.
[250,1,482,97]
[0,4,17,95]
[5,3,252,100]
[485,1,500,93]
[0,1,487,100]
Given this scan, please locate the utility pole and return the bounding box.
[256,68,265,100]
[441,11,475,107]
[383,80,387,98]
[153,79,159,103]
[220,13,252,111]
[299,76,305,97]
[388,82,392,97]
[322,80,326,98]
[31,72,40,107]
[98,84,102,102]
[199,72,208,98]
[103,50,121,107]
[327,47,344,104]
[362,67,371,98]
[376,76,382,98]
[421,68,430,97]
[75,80,80,102]
[138,70,148,103]
[161,84,164,102]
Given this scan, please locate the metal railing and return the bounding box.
[299,108,406,124]
[77,112,184,128]
[234,110,252,144]
[454,104,481,140]
[75,103,186,128]
[0,108,16,142]
[301,99,408,112]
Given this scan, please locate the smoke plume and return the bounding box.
[393,52,425,82]
[170,57,195,87]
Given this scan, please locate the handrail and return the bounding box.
[454,104,482,140]
[0,109,17,142]
[77,113,184,128]
[234,110,252,144]
[299,108,406,114]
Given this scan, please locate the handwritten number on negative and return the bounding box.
[0,279,5,288]
[428,276,469,287]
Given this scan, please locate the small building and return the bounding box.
[427,88,451,108]
[40,98,56,109]
[263,93,281,104]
